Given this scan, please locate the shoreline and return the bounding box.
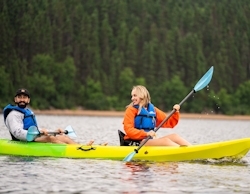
[33,109,250,120]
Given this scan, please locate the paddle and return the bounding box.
[123,66,214,162]
[26,125,77,142]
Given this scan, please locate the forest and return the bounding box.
[0,0,250,115]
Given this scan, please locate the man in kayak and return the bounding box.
[3,88,94,145]
[122,85,191,146]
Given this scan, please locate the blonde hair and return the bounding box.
[127,85,151,114]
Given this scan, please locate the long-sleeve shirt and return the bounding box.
[5,110,28,141]
[123,106,180,140]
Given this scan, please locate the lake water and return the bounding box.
[0,115,250,193]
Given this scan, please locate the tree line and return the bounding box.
[0,0,250,115]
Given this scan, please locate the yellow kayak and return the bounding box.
[0,138,250,162]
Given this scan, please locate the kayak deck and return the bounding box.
[0,138,250,162]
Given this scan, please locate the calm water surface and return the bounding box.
[0,115,250,193]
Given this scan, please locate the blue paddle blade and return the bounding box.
[194,66,214,92]
[26,126,40,142]
[64,125,77,138]
[123,151,136,162]
[26,125,77,141]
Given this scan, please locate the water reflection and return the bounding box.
[124,161,150,173]
[120,161,180,193]
[188,157,250,166]
[124,161,179,175]
[2,156,39,163]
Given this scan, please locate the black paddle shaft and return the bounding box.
[134,89,195,153]
[42,130,69,136]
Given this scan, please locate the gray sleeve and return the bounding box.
[5,110,28,141]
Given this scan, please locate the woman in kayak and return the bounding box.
[122,85,191,146]
[3,88,94,145]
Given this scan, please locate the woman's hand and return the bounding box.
[173,104,180,112]
[147,130,156,138]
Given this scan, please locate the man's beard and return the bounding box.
[17,102,29,108]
